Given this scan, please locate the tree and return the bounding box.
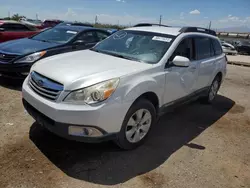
[11,14,25,21]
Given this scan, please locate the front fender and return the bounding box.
[121,74,164,107]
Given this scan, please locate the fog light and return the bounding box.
[68,126,103,137]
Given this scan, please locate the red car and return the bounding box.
[41,19,63,29]
[0,20,39,43]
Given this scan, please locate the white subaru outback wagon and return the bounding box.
[22,24,227,149]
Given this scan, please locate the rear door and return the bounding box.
[194,37,215,90]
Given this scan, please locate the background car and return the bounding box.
[103,28,118,34]
[0,20,39,43]
[0,25,110,78]
[41,19,63,29]
[221,42,238,55]
[19,18,43,29]
[56,21,93,27]
[235,41,250,55]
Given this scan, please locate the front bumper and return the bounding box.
[23,99,117,142]
[22,77,131,142]
[0,63,31,79]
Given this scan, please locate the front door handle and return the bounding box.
[189,66,197,72]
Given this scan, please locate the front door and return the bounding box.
[163,37,199,104]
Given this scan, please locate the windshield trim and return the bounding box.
[93,30,176,64]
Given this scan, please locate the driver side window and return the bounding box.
[171,38,194,61]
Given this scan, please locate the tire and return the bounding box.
[115,99,156,150]
[202,76,221,104]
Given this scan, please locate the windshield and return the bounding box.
[27,19,42,25]
[31,27,78,43]
[241,41,250,45]
[92,30,175,64]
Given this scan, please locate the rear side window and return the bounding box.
[195,37,213,60]
[171,38,195,60]
[77,31,98,43]
[212,39,223,55]
[96,31,109,41]
[0,23,30,31]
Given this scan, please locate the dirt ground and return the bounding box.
[0,65,249,188]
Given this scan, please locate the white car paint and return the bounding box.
[22,26,227,140]
[222,42,238,55]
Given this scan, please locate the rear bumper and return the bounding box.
[23,99,117,143]
[0,63,31,78]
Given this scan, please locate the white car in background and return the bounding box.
[221,42,238,55]
[22,24,227,150]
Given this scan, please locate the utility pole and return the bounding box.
[159,15,162,25]
[36,13,38,20]
[208,21,212,30]
[95,15,98,24]
[8,11,10,19]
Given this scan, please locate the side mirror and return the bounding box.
[0,28,5,32]
[73,40,85,45]
[172,56,190,67]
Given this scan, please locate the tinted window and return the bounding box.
[96,31,109,41]
[171,38,194,60]
[212,39,223,55]
[0,23,30,31]
[77,31,98,43]
[195,37,213,60]
[32,27,78,43]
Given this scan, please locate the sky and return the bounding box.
[1,0,250,29]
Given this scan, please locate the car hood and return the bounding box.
[32,50,152,90]
[0,38,60,55]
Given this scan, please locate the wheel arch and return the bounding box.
[215,71,223,83]
[131,91,160,113]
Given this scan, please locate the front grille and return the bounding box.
[29,71,64,101]
[0,53,19,63]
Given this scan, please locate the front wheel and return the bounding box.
[115,99,156,150]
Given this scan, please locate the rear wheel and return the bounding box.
[202,76,221,104]
[115,99,156,150]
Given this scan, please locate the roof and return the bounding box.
[0,20,19,24]
[125,26,182,36]
[57,22,93,27]
[55,25,109,32]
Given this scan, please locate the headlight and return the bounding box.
[64,78,119,104]
[15,51,46,63]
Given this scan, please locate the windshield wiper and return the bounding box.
[90,48,142,62]
[31,38,53,43]
[109,53,142,62]
[90,48,101,52]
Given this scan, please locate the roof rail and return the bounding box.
[180,27,217,36]
[133,23,170,28]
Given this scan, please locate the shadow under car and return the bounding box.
[29,95,235,185]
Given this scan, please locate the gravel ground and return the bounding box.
[0,65,249,188]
